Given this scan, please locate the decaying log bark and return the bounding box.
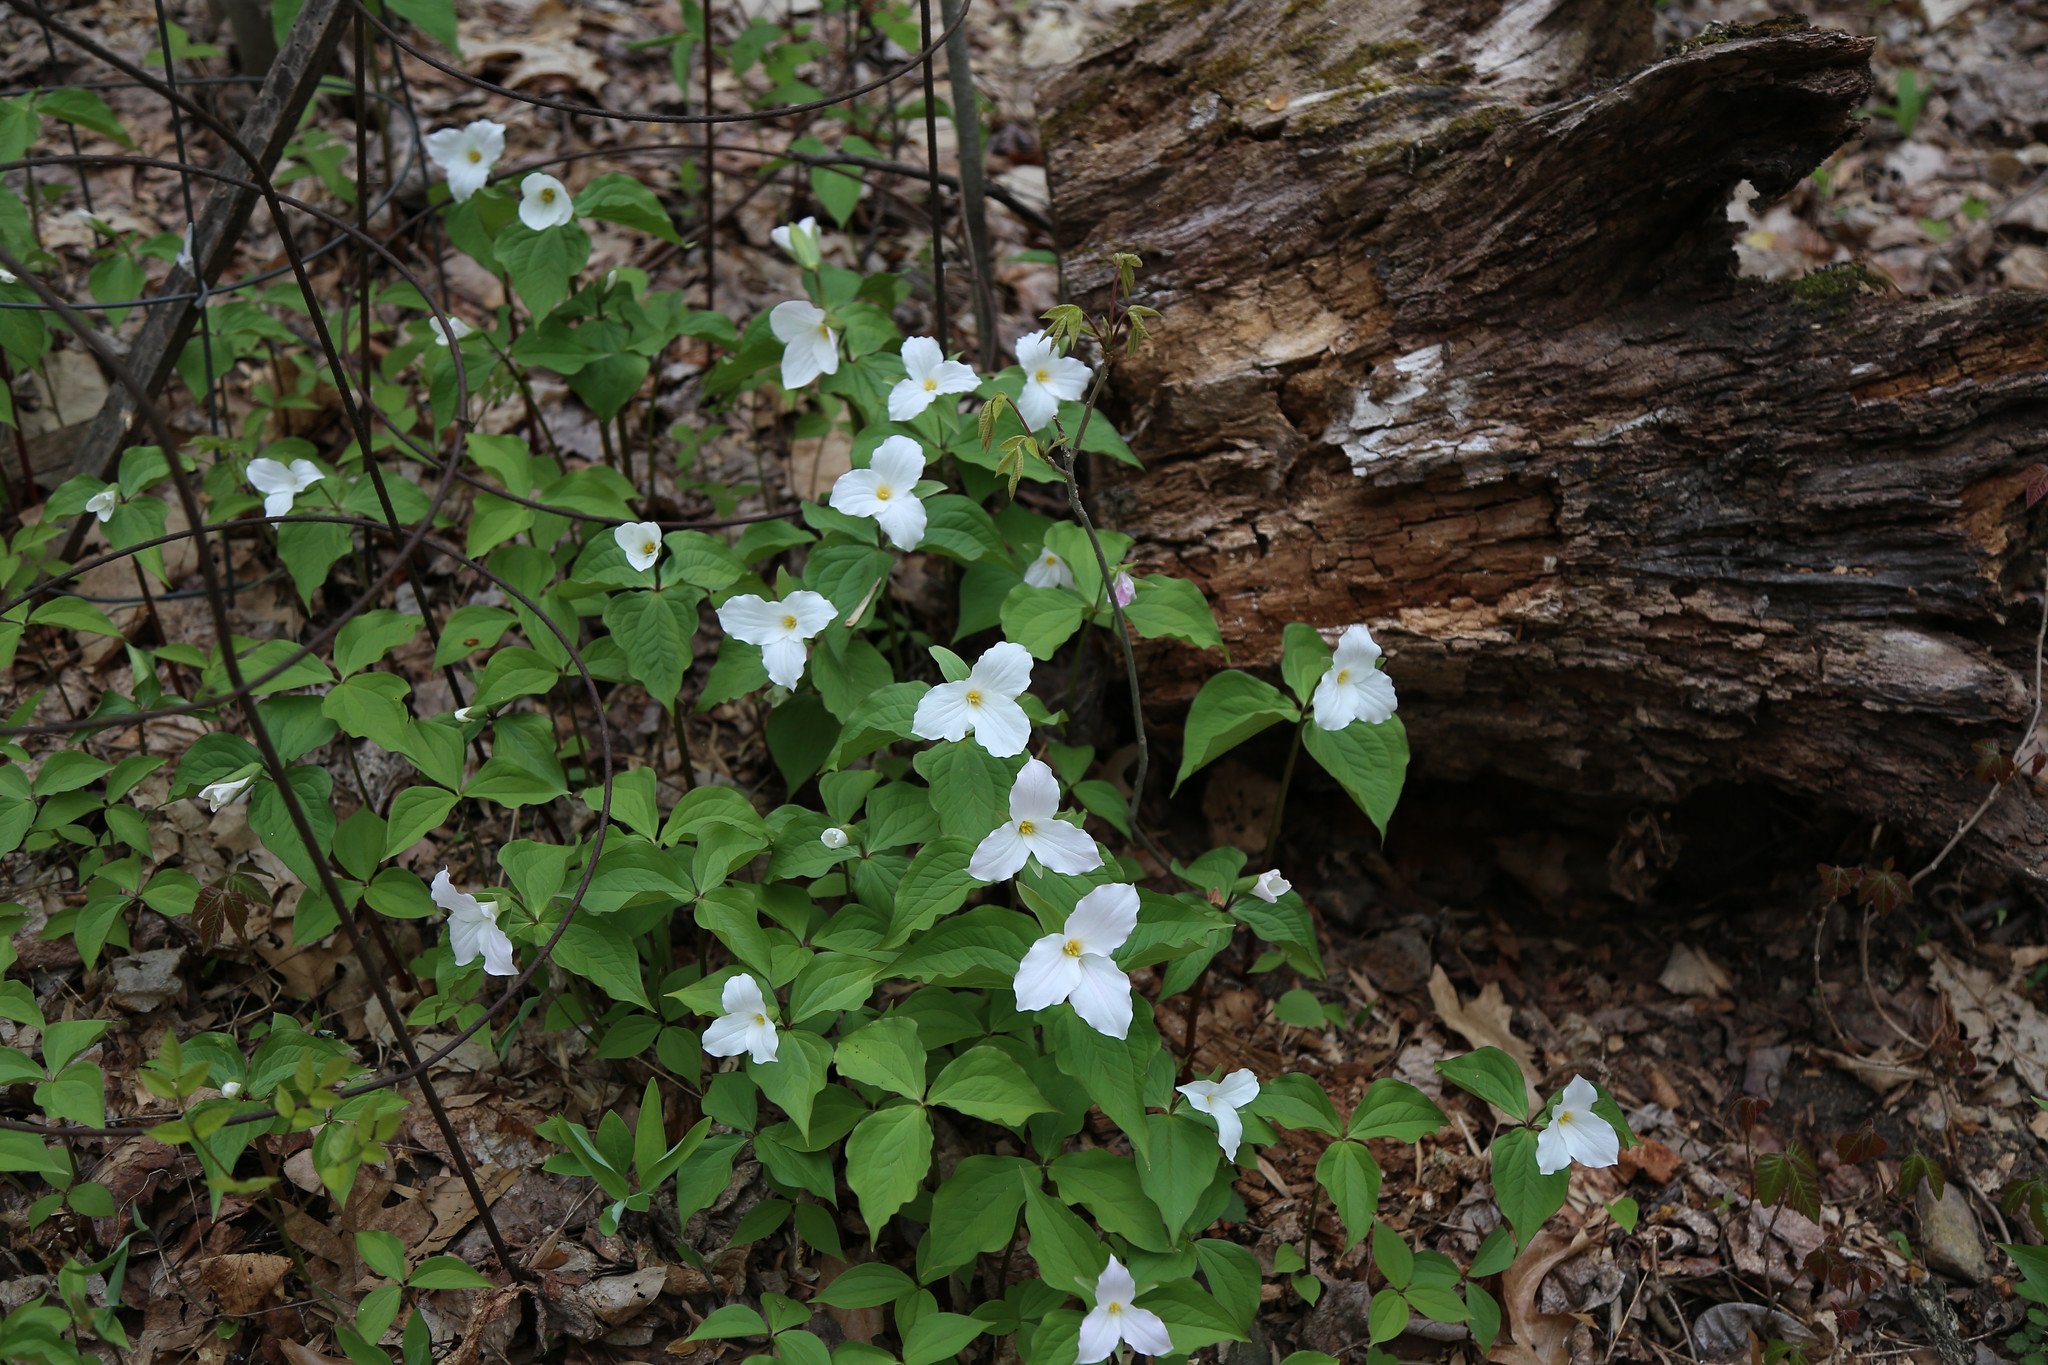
[1041,3,2048,884]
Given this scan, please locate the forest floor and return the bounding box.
[0,0,2044,1363]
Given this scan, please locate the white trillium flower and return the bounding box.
[423,119,505,202]
[1013,883,1138,1039]
[175,225,195,274]
[820,826,850,850]
[518,173,575,231]
[428,315,473,347]
[198,775,254,811]
[454,706,477,722]
[1023,548,1075,591]
[1535,1075,1621,1176]
[220,1079,243,1098]
[1111,572,1136,608]
[1177,1068,1260,1160]
[614,521,663,572]
[1014,329,1090,432]
[1249,869,1290,903]
[1078,1256,1171,1363]
[247,457,323,519]
[717,590,837,689]
[969,758,1102,882]
[888,336,979,423]
[1311,623,1398,730]
[771,215,821,268]
[829,434,928,550]
[912,641,1034,757]
[84,485,120,523]
[703,973,779,1064]
[0,265,16,284]
[431,869,515,977]
[769,300,839,390]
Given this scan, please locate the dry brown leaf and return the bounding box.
[1428,966,1539,1113]
[1490,1226,1582,1365]
[278,1343,352,1365]
[1657,943,1732,999]
[1925,944,2048,1093]
[195,1253,291,1315]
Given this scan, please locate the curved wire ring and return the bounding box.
[359,0,977,128]
[0,79,423,312]
[0,514,620,1140]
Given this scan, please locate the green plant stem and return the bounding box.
[1262,714,1309,869]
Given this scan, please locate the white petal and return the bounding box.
[968,823,1029,882]
[1311,673,1362,731]
[430,868,482,919]
[1043,355,1092,403]
[721,973,766,1017]
[969,642,1034,700]
[784,590,838,638]
[873,492,927,551]
[1349,667,1398,724]
[1534,1120,1573,1176]
[1065,883,1139,955]
[1014,330,1052,370]
[286,459,323,492]
[263,489,296,519]
[1067,954,1133,1040]
[929,359,980,395]
[760,636,809,688]
[518,173,574,230]
[830,468,889,519]
[887,378,934,422]
[1177,1080,1220,1110]
[911,680,974,742]
[1213,1068,1261,1108]
[1025,819,1102,876]
[448,912,484,967]
[781,329,838,389]
[1118,1306,1173,1358]
[246,458,292,495]
[479,922,517,977]
[1076,1307,1118,1364]
[770,299,826,343]
[1333,623,1383,669]
[1009,758,1061,822]
[870,435,927,489]
[1016,382,1060,432]
[1559,1075,1601,1112]
[716,594,783,646]
[1210,1103,1245,1161]
[900,335,943,380]
[423,125,467,170]
[745,1018,781,1065]
[614,521,662,572]
[1012,934,1081,1013]
[445,157,491,201]
[702,1013,756,1058]
[1094,1258,1137,1306]
[969,696,1031,758]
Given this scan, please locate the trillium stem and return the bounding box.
[1262,714,1309,868]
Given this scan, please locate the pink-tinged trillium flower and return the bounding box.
[613,521,662,572]
[432,869,515,977]
[770,300,839,390]
[1024,547,1075,591]
[424,119,505,201]
[198,775,253,811]
[428,315,473,347]
[1311,624,1398,731]
[888,336,979,422]
[969,759,1103,882]
[1249,869,1290,903]
[247,457,323,518]
[703,974,779,1064]
[1077,1256,1171,1362]
[829,435,928,550]
[1013,883,1138,1039]
[1014,329,1090,432]
[771,216,821,269]
[1176,1069,1260,1160]
[912,641,1034,757]
[1111,572,1136,608]
[716,591,837,689]
[518,173,575,231]
[1535,1075,1621,1175]
[84,485,120,523]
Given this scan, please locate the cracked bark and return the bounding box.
[1040,3,2048,886]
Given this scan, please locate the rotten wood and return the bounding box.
[1040,3,2048,886]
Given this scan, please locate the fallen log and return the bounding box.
[1040,3,2048,887]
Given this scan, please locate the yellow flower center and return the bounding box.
[640,539,657,558]
[1016,820,1036,837]
[781,614,798,630]
[875,485,892,501]
[965,689,983,708]
[1062,939,1084,957]
[1335,668,1352,684]
[815,323,832,340]
[1556,1108,1577,1126]
[753,1013,767,1026]
[1105,1301,1123,1315]
[540,187,556,203]
[466,149,482,163]
[1034,367,1051,384]
[923,376,938,391]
